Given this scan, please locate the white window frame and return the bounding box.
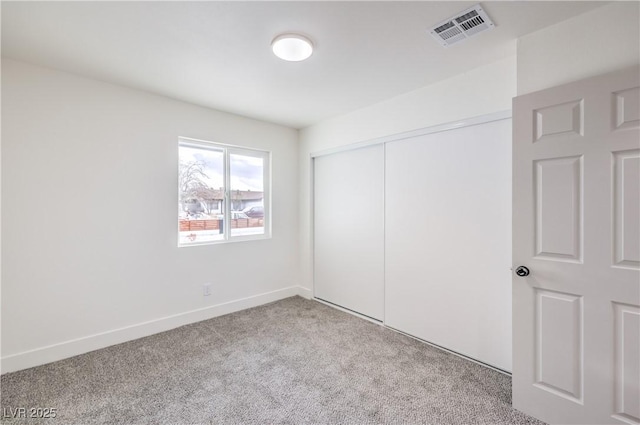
[178,137,271,247]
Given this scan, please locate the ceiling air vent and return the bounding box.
[429,4,495,47]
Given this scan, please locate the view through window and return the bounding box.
[178,139,269,245]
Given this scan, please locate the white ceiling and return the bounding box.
[2,1,606,129]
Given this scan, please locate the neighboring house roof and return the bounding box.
[230,190,263,201]
[185,189,263,202]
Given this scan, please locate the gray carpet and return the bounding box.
[1,296,544,425]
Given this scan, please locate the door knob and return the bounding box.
[515,266,530,277]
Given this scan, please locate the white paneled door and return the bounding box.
[313,144,385,320]
[513,67,640,425]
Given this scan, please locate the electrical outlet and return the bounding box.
[203,283,212,297]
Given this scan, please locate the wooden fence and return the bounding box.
[179,218,263,232]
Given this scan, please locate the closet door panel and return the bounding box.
[385,119,512,371]
[314,144,384,320]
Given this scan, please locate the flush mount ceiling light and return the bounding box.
[271,33,313,62]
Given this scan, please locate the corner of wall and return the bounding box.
[517,2,640,95]
[2,59,301,372]
[296,286,312,300]
[297,56,517,297]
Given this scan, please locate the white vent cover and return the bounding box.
[429,4,495,47]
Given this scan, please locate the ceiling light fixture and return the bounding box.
[271,33,313,62]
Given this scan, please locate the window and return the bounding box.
[178,138,270,246]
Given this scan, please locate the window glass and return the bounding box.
[178,139,269,246]
[230,153,265,237]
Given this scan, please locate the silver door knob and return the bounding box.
[515,266,530,277]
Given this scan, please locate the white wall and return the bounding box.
[297,56,517,292]
[1,59,300,372]
[517,2,640,95]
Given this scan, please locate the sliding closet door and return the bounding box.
[314,144,384,320]
[385,119,512,371]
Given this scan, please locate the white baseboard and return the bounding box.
[297,286,312,299]
[1,286,306,374]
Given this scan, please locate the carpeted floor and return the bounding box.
[1,296,544,425]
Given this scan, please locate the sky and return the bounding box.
[179,145,264,192]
